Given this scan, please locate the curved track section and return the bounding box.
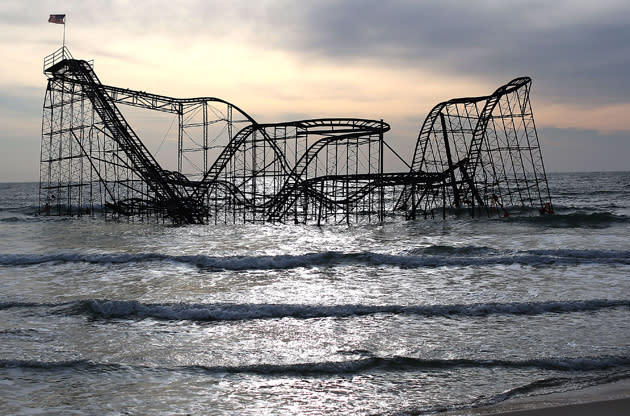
[199,118,390,224]
[396,77,552,218]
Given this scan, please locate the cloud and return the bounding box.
[12,1,629,108]
[0,86,42,117]
[540,127,630,172]
[0,0,628,180]
[265,0,630,106]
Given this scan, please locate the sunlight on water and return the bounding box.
[1,174,630,414]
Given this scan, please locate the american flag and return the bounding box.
[48,14,65,24]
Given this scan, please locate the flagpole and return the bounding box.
[48,14,67,56]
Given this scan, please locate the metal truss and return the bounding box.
[39,48,552,224]
[396,77,552,218]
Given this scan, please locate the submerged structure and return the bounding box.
[40,48,552,224]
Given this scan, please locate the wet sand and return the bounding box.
[442,379,630,415]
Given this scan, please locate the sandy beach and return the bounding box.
[443,379,630,415]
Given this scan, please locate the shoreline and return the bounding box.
[440,379,630,415]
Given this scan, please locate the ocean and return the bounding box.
[1,171,629,415]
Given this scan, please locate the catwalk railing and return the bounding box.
[39,48,552,224]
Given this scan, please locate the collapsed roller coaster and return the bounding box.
[39,48,552,224]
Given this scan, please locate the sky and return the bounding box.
[1,0,629,181]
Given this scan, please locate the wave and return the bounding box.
[2,247,630,270]
[510,211,630,228]
[0,202,41,216]
[2,355,629,376]
[0,215,36,223]
[2,299,628,321]
[407,245,499,256]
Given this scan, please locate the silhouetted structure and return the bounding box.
[40,48,552,224]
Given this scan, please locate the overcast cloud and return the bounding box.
[0,0,628,179]
[262,1,630,105]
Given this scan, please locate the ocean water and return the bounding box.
[0,171,629,415]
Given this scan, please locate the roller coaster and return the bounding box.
[39,47,552,224]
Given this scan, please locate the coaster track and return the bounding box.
[39,47,552,224]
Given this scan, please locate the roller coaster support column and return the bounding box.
[177,103,184,173]
[379,120,385,224]
[440,113,460,208]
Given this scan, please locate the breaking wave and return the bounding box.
[2,355,629,376]
[511,210,630,228]
[2,247,630,270]
[2,299,628,321]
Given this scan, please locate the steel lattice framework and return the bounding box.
[39,48,552,224]
[395,77,552,218]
